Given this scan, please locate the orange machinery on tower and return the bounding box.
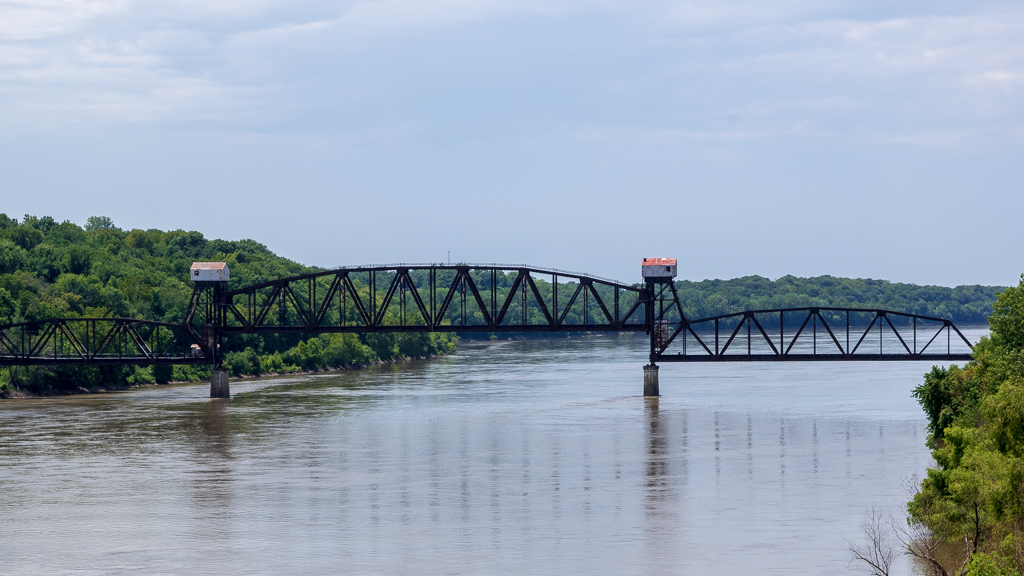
[641,257,677,282]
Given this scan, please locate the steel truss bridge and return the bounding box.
[0,263,975,395]
[0,318,209,367]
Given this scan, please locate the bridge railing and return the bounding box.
[217,264,649,334]
[0,318,209,366]
[322,263,630,287]
[652,307,975,362]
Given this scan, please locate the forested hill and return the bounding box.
[0,214,1005,327]
[675,276,1002,324]
[0,214,454,394]
[0,214,313,325]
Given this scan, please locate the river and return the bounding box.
[0,331,986,575]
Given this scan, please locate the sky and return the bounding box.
[1,0,1022,287]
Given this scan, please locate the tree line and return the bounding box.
[676,275,999,325]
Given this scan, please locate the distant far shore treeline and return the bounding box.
[0,213,1005,395]
[675,276,1001,325]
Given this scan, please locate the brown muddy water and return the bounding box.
[0,331,987,575]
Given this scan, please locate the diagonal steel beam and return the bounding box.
[814,312,846,355]
[433,271,465,326]
[27,323,58,358]
[56,321,89,360]
[399,270,433,327]
[311,274,343,328]
[918,325,947,354]
[556,282,585,327]
[850,315,880,355]
[882,314,913,354]
[124,324,155,359]
[0,329,19,357]
[338,275,370,326]
[948,322,974,349]
[621,298,644,325]
[495,271,525,326]
[784,311,813,355]
[372,272,403,326]
[92,321,123,358]
[718,316,748,356]
[750,315,780,356]
[226,302,250,328]
[587,282,615,325]
[525,274,554,325]
[462,272,494,327]
[653,322,685,356]
[253,283,284,327]
[687,325,715,356]
[284,284,312,327]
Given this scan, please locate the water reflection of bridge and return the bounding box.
[0,261,974,397]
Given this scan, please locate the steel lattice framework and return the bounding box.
[0,318,209,366]
[0,263,977,367]
[215,265,648,335]
[651,307,974,362]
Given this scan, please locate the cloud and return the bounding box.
[0,0,1021,147]
[658,0,830,27]
[613,4,1024,145]
[0,0,568,130]
[0,0,126,41]
[340,0,550,30]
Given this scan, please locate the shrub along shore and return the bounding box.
[0,341,454,398]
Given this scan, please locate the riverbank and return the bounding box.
[0,349,456,399]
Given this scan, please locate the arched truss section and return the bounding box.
[1,270,980,368]
[652,307,974,362]
[218,264,648,334]
[0,318,210,366]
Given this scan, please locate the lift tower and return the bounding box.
[186,262,230,398]
[641,258,680,397]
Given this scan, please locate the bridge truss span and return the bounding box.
[0,318,210,366]
[651,307,975,362]
[0,259,982,400]
[214,264,649,335]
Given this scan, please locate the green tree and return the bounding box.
[363,333,397,361]
[990,274,1024,351]
[59,245,93,275]
[151,364,174,384]
[4,227,44,250]
[0,240,27,274]
[968,553,1023,576]
[85,216,117,232]
[0,287,17,323]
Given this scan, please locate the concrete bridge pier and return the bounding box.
[210,367,230,398]
[643,364,660,397]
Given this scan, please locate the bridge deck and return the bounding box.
[657,353,973,362]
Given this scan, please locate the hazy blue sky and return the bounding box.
[1,0,1021,286]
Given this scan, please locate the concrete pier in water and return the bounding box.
[210,367,230,398]
[643,364,659,397]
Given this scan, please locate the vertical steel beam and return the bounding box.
[614,287,620,327]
